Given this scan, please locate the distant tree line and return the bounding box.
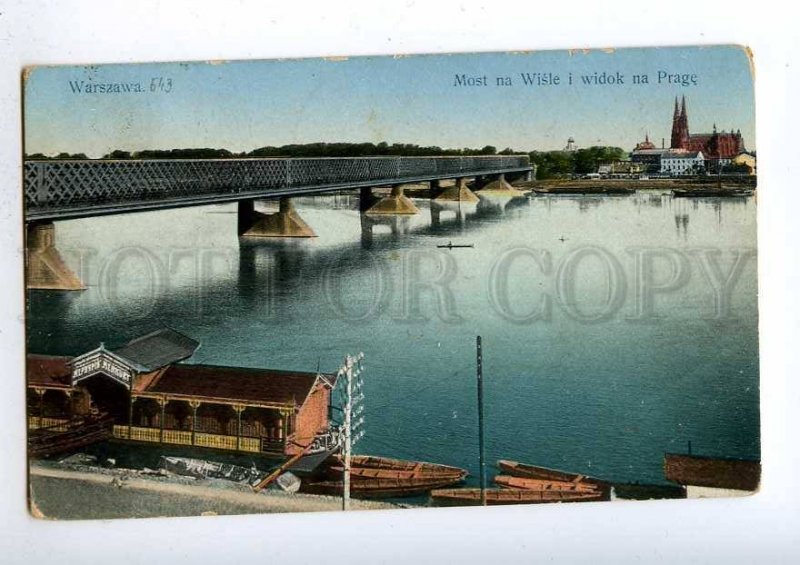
[246,142,502,158]
[24,142,505,161]
[24,143,631,181]
[26,152,90,160]
[529,146,627,179]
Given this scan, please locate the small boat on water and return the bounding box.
[430,488,605,506]
[28,413,114,458]
[497,460,612,500]
[494,475,601,493]
[302,474,464,498]
[672,187,753,198]
[436,241,474,249]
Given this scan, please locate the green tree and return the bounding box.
[529,150,574,179]
[103,150,132,160]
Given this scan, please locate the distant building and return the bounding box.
[563,137,577,152]
[630,148,669,174]
[660,150,705,176]
[731,152,757,175]
[634,133,656,151]
[597,160,645,178]
[631,98,749,176]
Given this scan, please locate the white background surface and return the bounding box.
[1,1,797,563]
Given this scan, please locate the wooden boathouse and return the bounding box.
[27,329,336,457]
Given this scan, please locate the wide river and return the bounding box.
[27,190,759,485]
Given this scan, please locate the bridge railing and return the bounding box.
[23,155,531,218]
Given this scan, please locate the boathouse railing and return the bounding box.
[111,425,266,454]
[28,416,70,431]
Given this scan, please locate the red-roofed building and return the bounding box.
[27,329,337,458]
[670,96,745,160]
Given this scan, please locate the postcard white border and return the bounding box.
[1,1,797,563]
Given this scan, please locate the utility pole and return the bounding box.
[477,336,486,506]
[339,352,365,511]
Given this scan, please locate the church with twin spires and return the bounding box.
[630,96,750,175]
[668,95,745,159]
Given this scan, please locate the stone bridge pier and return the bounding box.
[364,185,420,215]
[432,177,479,203]
[475,173,526,197]
[25,222,85,291]
[238,197,316,238]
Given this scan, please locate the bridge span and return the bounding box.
[23,155,532,290]
[24,156,530,221]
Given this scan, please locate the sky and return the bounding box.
[23,45,755,157]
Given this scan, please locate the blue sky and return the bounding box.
[23,45,755,157]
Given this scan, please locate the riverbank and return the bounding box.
[392,177,757,198]
[29,462,401,520]
[521,177,756,195]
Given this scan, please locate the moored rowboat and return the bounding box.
[498,460,611,497]
[429,488,604,506]
[494,475,601,493]
[327,465,466,481]
[302,474,464,498]
[334,455,467,477]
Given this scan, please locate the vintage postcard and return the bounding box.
[23,45,758,519]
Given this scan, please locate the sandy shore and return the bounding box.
[29,463,401,520]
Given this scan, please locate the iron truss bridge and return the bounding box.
[24,156,531,221]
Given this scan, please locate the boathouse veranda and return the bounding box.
[26,329,334,457]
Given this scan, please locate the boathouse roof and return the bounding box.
[142,363,325,407]
[27,351,327,410]
[664,453,760,491]
[26,355,72,389]
[112,328,200,372]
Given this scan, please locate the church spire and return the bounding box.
[671,95,690,150]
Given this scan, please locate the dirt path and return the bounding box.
[29,464,400,520]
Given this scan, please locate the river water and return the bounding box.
[27,190,759,485]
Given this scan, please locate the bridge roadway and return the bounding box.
[23,156,531,221]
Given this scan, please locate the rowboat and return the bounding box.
[346,454,467,474]
[331,455,467,478]
[327,465,466,481]
[436,242,474,249]
[301,474,464,498]
[497,460,612,500]
[429,488,605,506]
[494,474,600,493]
[672,188,753,198]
